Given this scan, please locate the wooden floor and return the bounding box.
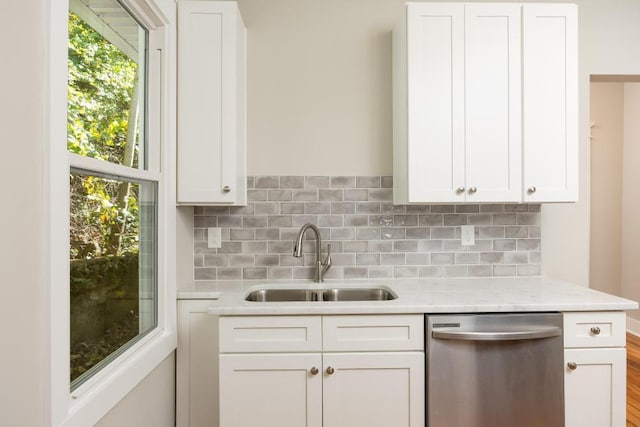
[628,333,640,426]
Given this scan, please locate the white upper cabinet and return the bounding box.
[464,4,522,203]
[523,4,578,202]
[394,2,578,204]
[395,3,465,203]
[177,1,247,205]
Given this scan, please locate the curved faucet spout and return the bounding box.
[293,223,331,282]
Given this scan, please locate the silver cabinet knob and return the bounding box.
[528,186,537,194]
[468,187,477,194]
[326,366,335,375]
[222,185,231,193]
[310,367,319,375]
[456,186,465,194]
[590,326,601,335]
[567,361,577,371]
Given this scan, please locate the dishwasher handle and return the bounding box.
[432,326,561,341]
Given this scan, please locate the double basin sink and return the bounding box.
[245,286,397,302]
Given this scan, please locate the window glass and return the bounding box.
[67,5,147,169]
[69,171,157,388]
[67,0,156,391]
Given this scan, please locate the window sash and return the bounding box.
[69,169,158,390]
[68,153,161,182]
[68,0,150,171]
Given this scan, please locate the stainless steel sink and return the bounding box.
[321,288,396,301]
[244,287,397,302]
[244,288,319,302]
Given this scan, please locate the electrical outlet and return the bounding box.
[461,225,475,246]
[208,227,222,248]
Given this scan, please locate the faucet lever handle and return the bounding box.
[322,243,332,273]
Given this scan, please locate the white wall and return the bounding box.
[0,0,47,424]
[621,83,640,320]
[242,0,401,175]
[177,207,194,284]
[96,353,176,427]
[543,0,640,287]
[589,83,624,296]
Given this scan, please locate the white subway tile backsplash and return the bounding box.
[193,176,541,280]
[343,241,369,253]
[280,176,305,188]
[356,176,380,188]
[356,253,380,266]
[331,202,355,214]
[305,176,330,188]
[406,227,430,239]
[293,190,318,201]
[344,267,368,279]
[281,203,305,214]
[255,176,279,188]
[369,266,393,278]
[243,267,267,280]
[329,176,354,188]
[268,190,292,201]
[394,266,418,278]
[419,266,442,278]
[431,253,455,265]
[368,188,393,202]
[468,265,492,277]
[344,189,369,201]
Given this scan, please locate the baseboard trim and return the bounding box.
[627,316,640,336]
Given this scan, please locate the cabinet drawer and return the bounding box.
[323,315,424,351]
[564,312,626,348]
[219,316,322,353]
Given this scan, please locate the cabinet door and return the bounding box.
[177,1,246,205]
[177,299,219,427]
[405,3,465,203]
[464,4,522,202]
[523,4,578,202]
[565,348,626,427]
[322,352,425,427]
[219,353,322,427]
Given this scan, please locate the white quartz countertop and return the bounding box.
[177,277,638,315]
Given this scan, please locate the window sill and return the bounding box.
[61,327,176,427]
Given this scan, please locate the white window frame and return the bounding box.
[45,0,176,425]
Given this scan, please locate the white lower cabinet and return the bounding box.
[322,352,424,427]
[564,348,626,427]
[563,312,627,427]
[177,299,220,427]
[219,315,425,427]
[219,353,323,427]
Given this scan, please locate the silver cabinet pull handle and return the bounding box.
[528,186,537,194]
[326,366,335,375]
[222,185,231,193]
[590,326,601,335]
[468,187,477,194]
[310,367,319,375]
[456,186,465,194]
[567,361,577,371]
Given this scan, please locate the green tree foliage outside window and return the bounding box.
[68,12,141,259]
[68,11,150,384]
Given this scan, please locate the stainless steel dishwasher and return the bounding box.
[427,313,564,427]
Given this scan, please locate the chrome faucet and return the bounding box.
[293,223,331,282]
